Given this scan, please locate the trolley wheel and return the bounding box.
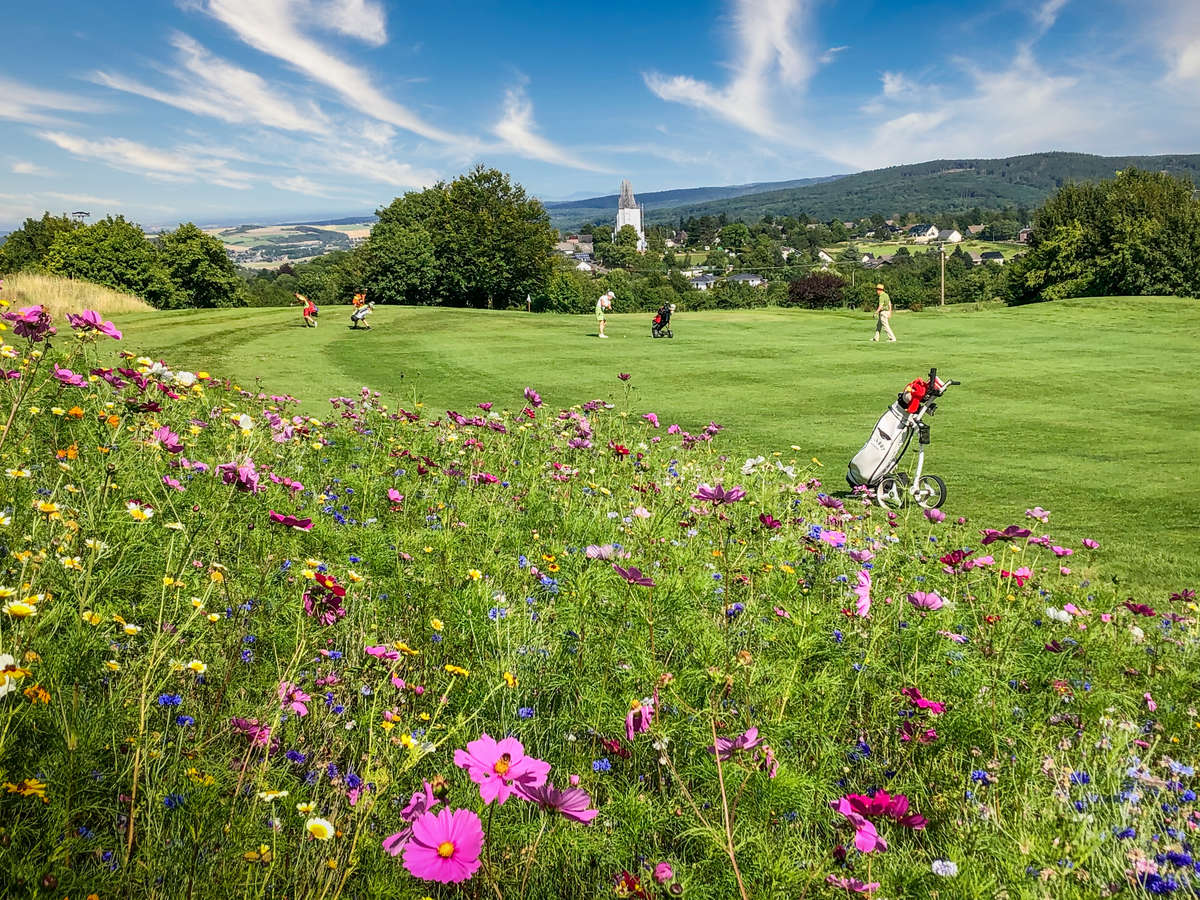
[914,474,947,509]
[875,476,905,509]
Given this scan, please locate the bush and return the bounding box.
[787,272,845,309]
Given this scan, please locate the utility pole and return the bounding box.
[939,243,946,307]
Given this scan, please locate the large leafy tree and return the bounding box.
[0,213,82,273]
[369,166,555,308]
[44,216,179,308]
[156,223,246,308]
[1011,168,1200,302]
[361,223,437,305]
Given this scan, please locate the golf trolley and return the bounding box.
[846,367,960,509]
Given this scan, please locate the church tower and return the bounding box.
[615,180,647,252]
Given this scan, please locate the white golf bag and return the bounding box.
[847,403,914,488]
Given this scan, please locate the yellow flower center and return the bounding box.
[493,753,512,776]
[437,841,455,858]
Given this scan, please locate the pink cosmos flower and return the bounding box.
[53,365,87,387]
[613,564,655,587]
[453,733,550,805]
[1025,507,1051,523]
[907,591,944,611]
[692,482,746,504]
[654,862,674,884]
[924,508,946,523]
[965,554,994,569]
[365,644,401,661]
[513,780,599,824]
[151,426,183,453]
[217,457,262,493]
[268,510,313,531]
[829,797,887,853]
[162,476,184,492]
[230,717,278,753]
[819,529,847,549]
[759,513,783,529]
[826,875,880,893]
[937,630,968,643]
[1051,546,1074,558]
[710,727,761,761]
[667,423,681,434]
[848,549,875,563]
[841,791,927,829]
[585,544,624,560]
[402,807,483,884]
[625,699,654,741]
[523,387,542,408]
[631,506,651,519]
[278,681,311,717]
[383,782,441,856]
[900,720,938,743]
[643,412,660,428]
[900,686,946,715]
[1060,566,1071,575]
[853,569,871,618]
[773,606,791,619]
[387,488,404,504]
[66,309,122,339]
[1145,692,1157,712]
[1082,538,1099,549]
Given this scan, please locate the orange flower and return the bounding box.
[23,683,50,703]
[67,406,84,419]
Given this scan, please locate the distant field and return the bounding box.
[828,239,1025,260]
[105,297,1200,589]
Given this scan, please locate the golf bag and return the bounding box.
[847,370,952,488]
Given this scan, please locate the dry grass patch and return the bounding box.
[0,273,152,318]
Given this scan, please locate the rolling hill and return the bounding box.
[542,175,844,232]
[640,152,1200,227]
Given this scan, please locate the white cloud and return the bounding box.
[819,45,848,64]
[644,0,815,138]
[1034,0,1069,31]
[492,84,609,173]
[200,0,466,145]
[93,33,327,133]
[272,175,341,198]
[37,131,257,190]
[12,161,54,176]
[881,72,917,98]
[314,0,387,46]
[0,78,99,126]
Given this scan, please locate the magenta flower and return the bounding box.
[278,681,311,717]
[643,412,659,428]
[900,720,938,743]
[625,699,654,741]
[617,372,631,381]
[513,780,599,824]
[819,530,847,549]
[848,548,875,563]
[230,717,278,753]
[1025,506,1051,523]
[755,744,779,778]
[937,630,968,644]
[907,591,944,611]
[653,862,674,884]
[817,494,844,510]
[829,796,887,853]
[1082,538,1100,550]
[383,781,441,856]
[453,733,550,805]
[758,513,782,529]
[53,365,87,387]
[268,510,313,531]
[842,791,927,830]
[365,644,401,661]
[66,309,122,339]
[710,727,761,761]
[523,387,542,408]
[692,483,746,504]
[853,569,871,618]
[3,305,55,342]
[900,686,946,715]
[386,488,404,504]
[613,563,655,587]
[217,457,262,493]
[402,807,483,884]
[924,508,945,523]
[980,524,1032,545]
[1051,545,1074,558]
[151,426,183,453]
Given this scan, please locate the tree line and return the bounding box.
[2,166,1195,312]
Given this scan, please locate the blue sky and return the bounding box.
[1,0,1197,228]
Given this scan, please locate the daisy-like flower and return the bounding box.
[0,653,32,697]
[467,569,482,581]
[296,801,315,814]
[2,598,37,618]
[305,817,335,840]
[453,733,550,805]
[126,501,154,522]
[258,789,289,802]
[402,807,482,884]
[186,659,207,674]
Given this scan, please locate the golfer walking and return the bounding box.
[596,291,613,338]
[872,283,896,342]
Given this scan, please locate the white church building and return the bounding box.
[616,180,647,252]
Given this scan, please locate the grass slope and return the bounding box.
[1,273,151,319]
[112,298,1200,589]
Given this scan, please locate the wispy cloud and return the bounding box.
[37,131,256,190]
[1034,0,1069,32]
[0,78,99,126]
[819,45,848,64]
[644,0,815,138]
[199,0,467,145]
[314,0,388,46]
[492,84,609,172]
[93,33,327,132]
[11,161,54,176]
[272,175,342,198]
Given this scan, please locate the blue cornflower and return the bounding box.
[157,693,182,707]
[175,715,195,727]
[592,758,612,773]
[241,649,254,663]
[518,707,535,719]
[345,772,363,790]
[971,770,991,783]
[833,629,844,643]
[163,793,185,810]
[726,603,745,618]
[1070,772,1090,786]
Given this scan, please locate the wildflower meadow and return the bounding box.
[0,299,1196,899]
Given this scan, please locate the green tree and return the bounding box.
[719,222,751,250]
[0,213,82,273]
[361,224,437,305]
[372,165,555,308]
[44,216,179,308]
[156,223,246,308]
[614,225,640,248]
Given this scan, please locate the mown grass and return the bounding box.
[110,297,1200,590]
